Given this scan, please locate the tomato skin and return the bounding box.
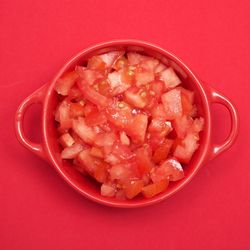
[124,180,144,199]
[142,180,169,198]
[55,100,72,130]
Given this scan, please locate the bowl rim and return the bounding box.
[42,39,211,208]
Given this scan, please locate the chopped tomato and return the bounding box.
[148,119,172,138]
[136,147,154,175]
[87,56,106,72]
[161,89,182,119]
[126,114,148,144]
[54,71,79,96]
[173,115,193,139]
[85,111,107,126]
[59,133,75,148]
[152,139,173,164]
[119,131,130,145]
[159,67,181,89]
[77,79,109,107]
[151,158,184,182]
[72,117,96,145]
[142,180,169,198]
[75,68,103,85]
[90,147,104,158]
[55,51,204,200]
[98,50,125,68]
[61,143,83,159]
[101,183,116,197]
[174,133,199,164]
[70,102,85,118]
[106,100,133,129]
[124,180,144,199]
[155,63,167,73]
[108,70,131,95]
[55,100,72,129]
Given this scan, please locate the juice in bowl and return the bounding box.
[15,40,239,207]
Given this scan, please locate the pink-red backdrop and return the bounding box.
[1,0,249,249]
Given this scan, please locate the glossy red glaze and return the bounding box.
[15,40,239,208]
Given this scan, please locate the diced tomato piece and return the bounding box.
[140,58,159,71]
[54,71,79,96]
[72,117,96,145]
[93,78,111,97]
[115,189,126,200]
[61,143,83,159]
[124,180,144,199]
[109,164,132,182]
[151,158,184,182]
[95,132,117,147]
[135,68,155,87]
[148,135,165,151]
[173,115,193,139]
[83,102,97,116]
[107,70,131,96]
[124,87,148,108]
[142,180,169,198]
[77,79,109,107]
[148,119,172,138]
[87,56,106,71]
[104,154,121,165]
[85,111,107,126]
[135,147,154,175]
[177,86,194,103]
[111,143,134,161]
[98,50,125,68]
[113,56,128,70]
[126,114,148,144]
[192,117,204,133]
[152,139,173,164]
[106,100,133,129]
[59,133,75,148]
[93,162,109,183]
[90,147,104,158]
[55,100,72,129]
[77,149,98,173]
[149,80,165,97]
[151,104,169,119]
[161,89,182,119]
[75,68,103,85]
[70,102,85,118]
[174,133,199,164]
[159,67,181,89]
[68,86,83,101]
[101,183,116,197]
[120,131,130,145]
[127,52,148,65]
[155,63,167,73]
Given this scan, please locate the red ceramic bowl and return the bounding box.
[15,40,239,208]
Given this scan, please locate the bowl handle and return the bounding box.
[15,84,48,159]
[208,88,239,160]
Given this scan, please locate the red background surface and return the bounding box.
[1,0,249,249]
